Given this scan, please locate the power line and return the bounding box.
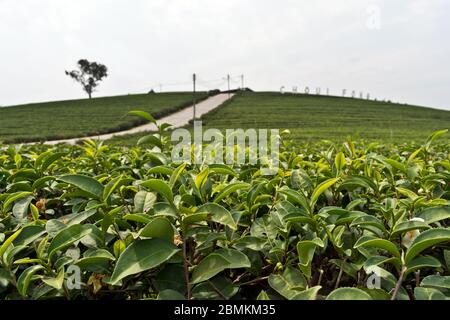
[196,77,227,90]
[126,74,245,94]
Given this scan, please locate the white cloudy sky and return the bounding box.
[1,0,449,109]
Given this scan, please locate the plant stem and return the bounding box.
[62,282,71,300]
[182,238,192,300]
[334,259,346,289]
[233,272,249,284]
[317,269,324,286]
[391,266,407,300]
[113,223,123,241]
[119,190,132,214]
[415,271,420,287]
[406,285,415,300]
[207,280,227,299]
[334,267,344,290]
[239,276,269,287]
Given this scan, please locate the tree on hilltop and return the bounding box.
[65,59,108,99]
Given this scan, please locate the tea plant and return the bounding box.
[0,116,449,300]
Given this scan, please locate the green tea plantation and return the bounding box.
[0,113,449,300]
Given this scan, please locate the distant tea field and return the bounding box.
[0,92,207,143]
[108,91,450,145]
[199,92,450,143]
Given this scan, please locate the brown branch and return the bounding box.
[238,276,269,287]
[391,266,407,300]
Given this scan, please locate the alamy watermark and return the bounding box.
[66,265,82,290]
[366,3,381,30]
[170,121,280,175]
[366,266,382,290]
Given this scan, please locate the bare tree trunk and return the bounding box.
[88,92,92,99]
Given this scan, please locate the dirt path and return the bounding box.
[41,93,233,145]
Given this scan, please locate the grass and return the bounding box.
[200,92,450,143]
[107,91,450,146]
[0,92,208,143]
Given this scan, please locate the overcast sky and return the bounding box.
[1,0,449,110]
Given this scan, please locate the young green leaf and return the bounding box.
[169,162,187,188]
[213,182,250,203]
[113,240,126,259]
[405,228,450,263]
[417,207,450,224]
[291,286,322,300]
[17,265,45,296]
[40,152,66,173]
[191,249,250,284]
[134,191,157,213]
[197,203,237,230]
[12,195,33,219]
[425,129,448,150]
[326,287,372,300]
[58,174,104,200]
[414,287,446,300]
[268,267,308,299]
[350,215,387,234]
[139,217,174,241]
[42,267,65,290]
[0,228,23,262]
[110,239,180,285]
[3,192,33,214]
[140,179,174,204]
[137,134,162,148]
[405,255,441,275]
[194,167,209,191]
[391,220,430,238]
[48,224,99,261]
[310,178,339,208]
[334,152,346,173]
[75,249,116,272]
[190,254,230,284]
[128,110,156,124]
[278,188,311,214]
[354,236,401,258]
[420,275,450,290]
[103,175,124,203]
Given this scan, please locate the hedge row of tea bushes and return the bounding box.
[0,118,449,300]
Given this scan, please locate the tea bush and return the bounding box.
[0,116,449,300]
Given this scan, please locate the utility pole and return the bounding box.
[241,74,244,90]
[193,73,196,121]
[227,74,230,98]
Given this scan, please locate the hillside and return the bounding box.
[0,92,208,143]
[108,91,450,145]
[199,92,450,143]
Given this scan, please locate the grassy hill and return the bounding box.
[2,91,448,145]
[199,92,450,143]
[108,91,450,145]
[0,92,207,143]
